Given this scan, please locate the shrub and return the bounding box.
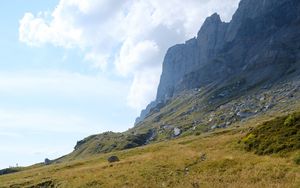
[284,115,296,126]
[240,112,300,155]
[294,154,300,165]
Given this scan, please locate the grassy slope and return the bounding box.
[241,112,300,155]
[61,79,300,161]
[0,113,299,188]
[1,80,299,187]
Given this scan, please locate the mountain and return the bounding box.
[135,0,300,125]
[62,0,300,159]
[1,0,300,186]
[1,109,300,187]
[54,0,300,161]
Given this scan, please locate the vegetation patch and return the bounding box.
[241,112,300,155]
[61,130,156,161]
[293,153,300,165]
[29,180,56,188]
[0,117,299,187]
[0,167,23,176]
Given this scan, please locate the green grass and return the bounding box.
[240,112,300,155]
[293,152,300,165]
[53,80,300,162]
[58,130,154,161]
[0,115,299,187]
[1,80,299,187]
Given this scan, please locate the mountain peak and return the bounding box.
[197,12,227,49]
[197,13,222,37]
[206,13,221,23]
[135,0,300,125]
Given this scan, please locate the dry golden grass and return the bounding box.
[0,123,299,188]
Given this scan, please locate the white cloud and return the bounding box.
[84,52,109,70]
[19,0,240,110]
[127,68,161,110]
[116,40,160,76]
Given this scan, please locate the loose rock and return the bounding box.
[107,156,120,163]
[44,158,51,165]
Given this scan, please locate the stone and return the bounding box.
[107,156,120,163]
[211,125,218,130]
[44,158,51,165]
[237,111,254,119]
[174,128,181,137]
[163,125,173,130]
[219,124,226,128]
[200,153,207,161]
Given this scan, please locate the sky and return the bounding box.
[0,0,240,169]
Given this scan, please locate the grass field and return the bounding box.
[0,113,299,188]
[1,81,300,188]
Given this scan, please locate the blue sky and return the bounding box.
[0,1,136,168]
[0,0,239,168]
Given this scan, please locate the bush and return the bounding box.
[0,167,22,175]
[294,154,300,165]
[240,112,300,155]
[284,114,296,126]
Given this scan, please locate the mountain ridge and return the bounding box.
[0,1,300,186]
[63,0,300,160]
[135,0,300,125]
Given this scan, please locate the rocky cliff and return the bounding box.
[135,0,300,125]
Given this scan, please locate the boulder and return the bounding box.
[173,128,181,137]
[200,153,207,161]
[107,156,120,163]
[44,158,51,165]
[237,111,254,119]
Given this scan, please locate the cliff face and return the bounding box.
[156,13,228,101]
[135,0,300,125]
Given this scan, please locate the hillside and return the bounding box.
[0,108,299,187]
[53,75,299,162]
[2,0,297,165]
[0,0,300,187]
[47,0,300,162]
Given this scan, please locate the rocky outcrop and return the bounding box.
[135,100,163,125]
[135,0,300,124]
[156,13,228,102]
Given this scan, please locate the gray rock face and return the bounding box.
[136,0,300,124]
[156,13,228,102]
[135,100,165,125]
[135,101,157,125]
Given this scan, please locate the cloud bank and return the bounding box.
[19,0,240,110]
